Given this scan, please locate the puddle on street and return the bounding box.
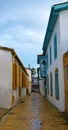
[30,119,43,130]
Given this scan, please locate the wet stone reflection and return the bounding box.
[0,92,68,130]
[30,119,43,130]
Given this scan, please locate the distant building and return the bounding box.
[37,2,68,113]
[26,68,32,95]
[37,55,46,97]
[32,76,39,92]
[0,46,29,109]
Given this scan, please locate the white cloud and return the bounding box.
[0,0,67,68]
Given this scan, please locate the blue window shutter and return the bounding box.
[40,61,46,78]
[50,45,52,65]
[55,71,59,99]
[46,53,48,69]
[50,73,53,96]
[46,75,49,94]
[54,33,57,59]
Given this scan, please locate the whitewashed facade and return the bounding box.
[47,10,68,112]
[39,79,45,97]
[39,2,68,112]
[0,47,29,109]
[0,50,12,108]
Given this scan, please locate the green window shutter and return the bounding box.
[54,33,57,60]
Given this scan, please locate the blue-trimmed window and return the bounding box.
[55,68,59,100]
[50,45,52,65]
[50,73,53,96]
[54,33,57,60]
[46,53,48,69]
[40,60,46,78]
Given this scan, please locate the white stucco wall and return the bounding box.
[39,79,45,97]
[0,50,12,109]
[46,13,65,112]
[13,88,19,106]
[21,87,26,98]
[60,10,68,54]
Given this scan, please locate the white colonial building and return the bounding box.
[0,46,29,109]
[38,2,68,113]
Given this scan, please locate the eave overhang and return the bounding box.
[0,46,28,76]
[43,2,68,52]
[37,54,46,64]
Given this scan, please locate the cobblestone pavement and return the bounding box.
[0,92,68,130]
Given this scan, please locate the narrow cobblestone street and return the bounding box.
[0,92,68,130]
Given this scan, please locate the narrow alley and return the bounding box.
[0,93,68,130]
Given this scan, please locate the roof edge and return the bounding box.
[0,46,28,76]
[43,2,68,52]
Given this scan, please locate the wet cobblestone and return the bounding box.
[0,92,68,130]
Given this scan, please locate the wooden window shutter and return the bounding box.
[12,61,16,89]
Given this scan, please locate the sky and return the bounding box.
[0,0,67,69]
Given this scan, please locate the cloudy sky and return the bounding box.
[0,0,67,69]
